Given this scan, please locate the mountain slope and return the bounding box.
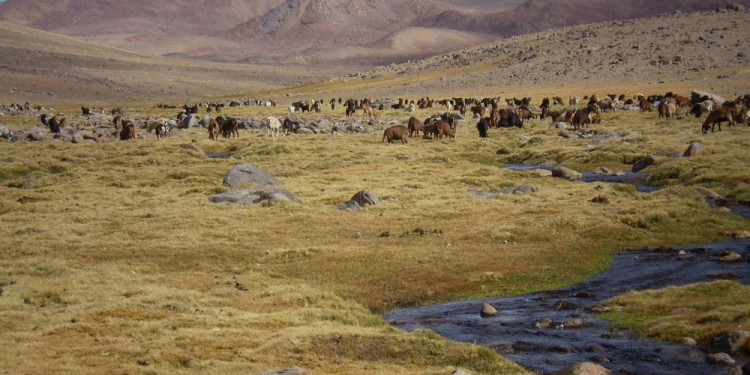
[2,0,749,65]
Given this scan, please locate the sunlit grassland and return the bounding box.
[0,104,748,373]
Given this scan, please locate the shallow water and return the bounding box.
[385,240,750,374]
[503,163,657,192]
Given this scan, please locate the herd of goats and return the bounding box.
[1,91,748,143]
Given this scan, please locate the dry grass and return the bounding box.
[0,99,748,374]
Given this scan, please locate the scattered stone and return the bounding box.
[353,232,361,239]
[712,330,750,353]
[726,365,743,375]
[137,360,150,366]
[480,302,498,317]
[590,196,610,204]
[531,168,553,177]
[180,143,203,154]
[552,165,583,180]
[257,368,309,375]
[719,252,742,262]
[658,346,705,361]
[336,201,361,211]
[555,361,612,375]
[706,352,735,365]
[379,231,390,237]
[683,142,706,157]
[208,186,298,206]
[721,230,750,239]
[692,186,723,199]
[632,155,657,172]
[350,190,381,206]
[563,319,585,329]
[223,164,282,188]
[589,355,609,363]
[552,345,575,353]
[535,317,553,329]
[553,300,573,310]
[585,343,607,352]
[451,369,472,375]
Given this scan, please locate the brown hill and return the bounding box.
[2,0,750,65]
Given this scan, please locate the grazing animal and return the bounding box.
[40,113,48,126]
[220,117,239,139]
[406,102,415,112]
[382,125,408,144]
[120,121,136,140]
[362,104,379,119]
[498,110,523,128]
[112,115,123,132]
[81,106,91,116]
[689,100,715,118]
[471,102,485,117]
[571,105,600,130]
[477,117,490,138]
[639,99,652,112]
[702,108,735,132]
[266,116,282,137]
[407,116,424,137]
[434,120,456,141]
[282,118,300,135]
[155,123,170,141]
[208,119,219,140]
[47,116,61,134]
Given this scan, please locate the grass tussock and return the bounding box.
[0,103,748,374]
[600,281,750,349]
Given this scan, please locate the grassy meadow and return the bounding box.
[1,97,749,374]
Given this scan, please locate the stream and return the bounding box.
[384,164,749,374]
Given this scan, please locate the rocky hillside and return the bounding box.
[2,0,749,65]
[335,7,750,99]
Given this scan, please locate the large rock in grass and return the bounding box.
[552,166,582,180]
[350,190,381,206]
[223,164,282,188]
[683,142,706,157]
[632,155,657,172]
[555,362,611,375]
[208,186,298,207]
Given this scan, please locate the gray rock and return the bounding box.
[451,369,472,375]
[480,302,498,317]
[682,337,697,346]
[223,164,282,188]
[692,186,722,199]
[350,190,381,207]
[658,346,705,361]
[180,143,203,154]
[632,155,657,172]
[683,142,706,157]
[552,166,583,180]
[555,361,612,375]
[712,330,750,353]
[336,201,361,211]
[208,186,298,207]
[706,352,735,365]
[720,252,742,262]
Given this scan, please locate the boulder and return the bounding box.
[552,166,583,180]
[632,155,657,172]
[480,302,498,317]
[683,142,706,157]
[180,143,204,154]
[336,201,361,211]
[208,186,298,207]
[531,168,553,177]
[555,362,611,375]
[712,330,750,353]
[691,186,722,199]
[720,252,742,262]
[350,190,381,207]
[706,352,735,365]
[223,164,282,188]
